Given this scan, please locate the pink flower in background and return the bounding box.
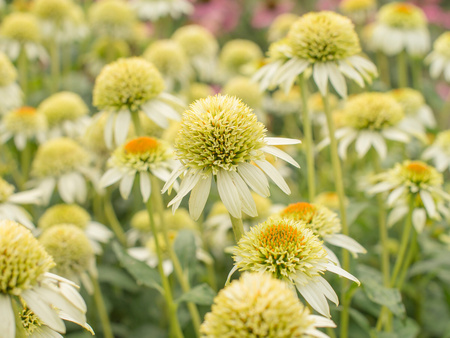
[189,0,241,35]
[316,0,339,11]
[411,0,450,28]
[251,0,295,28]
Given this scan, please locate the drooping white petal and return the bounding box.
[265,137,301,146]
[254,159,290,195]
[309,315,336,328]
[14,133,27,150]
[139,172,151,202]
[387,205,409,227]
[237,162,270,197]
[99,168,124,188]
[338,130,357,160]
[313,63,329,96]
[104,112,115,149]
[8,189,42,204]
[119,173,136,200]
[229,171,257,217]
[355,131,373,158]
[420,190,437,218]
[412,208,427,233]
[338,61,364,87]
[382,128,410,143]
[296,281,330,318]
[325,262,360,285]
[325,234,367,255]
[387,186,406,206]
[368,181,396,194]
[0,294,14,338]
[261,146,300,168]
[327,62,347,98]
[21,289,66,333]
[324,245,341,267]
[161,162,184,193]
[168,170,202,207]
[142,102,169,128]
[370,133,387,160]
[189,174,212,220]
[316,276,339,305]
[114,110,131,146]
[217,170,242,219]
[58,174,77,204]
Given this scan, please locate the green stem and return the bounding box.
[131,110,142,136]
[410,57,422,90]
[322,92,351,338]
[299,74,316,201]
[198,216,218,291]
[390,196,415,286]
[150,176,201,337]
[91,274,114,338]
[103,189,127,247]
[397,51,408,88]
[20,141,32,186]
[229,214,245,242]
[145,197,184,338]
[18,45,28,102]
[50,40,60,93]
[376,51,391,88]
[396,230,417,290]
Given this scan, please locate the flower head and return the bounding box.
[434,32,450,58]
[264,85,302,116]
[33,0,73,23]
[0,51,17,87]
[222,76,263,109]
[426,32,450,82]
[267,13,298,42]
[0,178,14,203]
[185,83,215,103]
[0,12,41,43]
[165,94,300,220]
[39,204,91,231]
[38,92,88,128]
[378,2,427,29]
[389,88,424,115]
[339,0,376,25]
[423,130,450,172]
[172,24,218,59]
[201,273,335,337]
[93,57,164,112]
[219,39,263,76]
[231,218,359,316]
[89,0,136,39]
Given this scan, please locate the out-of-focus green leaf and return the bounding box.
[97,265,140,292]
[176,283,216,306]
[112,242,163,293]
[174,230,197,270]
[347,202,369,226]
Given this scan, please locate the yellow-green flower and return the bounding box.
[267,13,298,42]
[219,39,263,77]
[130,0,193,21]
[339,0,376,25]
[201,273,335,337]
[423,130,450,172]
[222,76,263,110]
[426,32,450,82]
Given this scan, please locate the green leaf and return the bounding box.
[97,265,140,292]
[174,230,197,270]
[176,283,216,306]
[112,242,163,293]
[356,265,405,318]
[347,202,368,226]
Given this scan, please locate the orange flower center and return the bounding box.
[406,161,430,175]
[16,106,36,115]
[259,223,303,251]
[281,202,317,223]
[394,3,413,14]
[124,137,159,154]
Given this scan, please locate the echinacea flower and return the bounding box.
[254,11,377,98]
[172,25,219,82]
[30,137,90,204]
[369,160,450,232]
[130,0,193,22]
[371,2,430,56]
[219,39,263,78]
[162,94,301,221]
[0,106,47,150]
[230,218,360,317]
[37,91,90,139]
[38,203,113,254]
[423,130,450,172]
[278,202,366,259]
[0,51,22,114]
[100,136,175,202]
[0,177,42,229]
[323,92,409,159]
[0,219,93,337]
[263,85,302,116]
[426,31,450,82]
[201,272,336,337]
[339,0,376,25]
[93,57,183,148]
[267,13,299,42]
[0,12,47,62]
[85,37,131,77]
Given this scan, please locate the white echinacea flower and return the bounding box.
[369,160,450,232]
[100,136,176,202]
[426,31,450,82]
[130,0,193,22]
[162,94,301,221]
[253,11,377,98]
[422,130,450,172]
[230,218,360,317]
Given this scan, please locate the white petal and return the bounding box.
[99,168,124,188]
[58,175,76,204]
[237,162,270,197]
[325,263,360,285]
[387,186,405,206]
[338,61,364,87]
[387,205,409,227]
[139,172,152,202]
[382,128,410,143]
[412,208,426,233]
[21,289,66,333]
[104,112,115,149]
[188,174,212,220]
[327,62,347,98]
[254,159,290,194]
[313,63,329,96]
[8,189,42,204]
[324,245,341,267]
[0,294,14,338]
[264,137,301,146]
[420,190,436,218]
[370,133,387,160]
[217,170,242,218]
[161,162,184,193]
[114,110,131,146]
[316,276,339,305]
[325,234,367,255]
[368,181,396,194]
[168,170,201,208]
[296,281,330,317]
[119,173,136,200]
[229,171,257,217]
[338,131,357,160]
[261,146,300,168]
[355,131,373,158]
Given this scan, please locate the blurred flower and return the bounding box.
[201,273,335,337]
[322,92,409,159]
[339,0,376,25]
[307,92,340,137]
[143,39,191,91]
[426,31,450,82]
[254,11,377,98]
[0,106,47,150]
[263,85,302,116]
[163,94,301,220]
[93,57,183,148]
[231,218,360,317]
[422,130,450,172]
[278,202,366,260]
[219,39,263,79]
[31,137,90,204]
[100,136,175,202]
[0,51,22,114]
[37,91,90,139]
[267,13,299,42]
[85,37,131,77]
[314,191,347,211]
[371,2,430,56]
[0,12,47,62]
[88,0,136,40]
[172,24,219,82]
[184,82,215,104]
[38,203,113,254]
[130,0,193,21]
[189,0,240,36]
[0,220,93,337]
[369,160,450,232]
[251,0,295,29]
[39,224,96,293]
[0,177,42,229]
